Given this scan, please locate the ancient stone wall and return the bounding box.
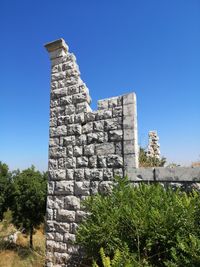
[44,39,139,266]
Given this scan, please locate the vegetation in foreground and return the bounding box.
[77,177,200,266]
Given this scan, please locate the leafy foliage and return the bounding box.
[77,177,200,266]
[139,147,166,167]
[0,162,14,220]
[11,166,47,248]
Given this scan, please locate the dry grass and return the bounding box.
[0,216,45,267]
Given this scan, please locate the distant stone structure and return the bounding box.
[44,38,139,266]
[147,130,160,159]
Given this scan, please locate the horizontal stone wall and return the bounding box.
[44,38,139,266]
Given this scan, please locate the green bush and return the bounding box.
[77,178,200,266]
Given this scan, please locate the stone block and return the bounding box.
[65,157,76,168]
[97,156,107,168]
[55,181,74,195]
[112,106,122,117]
[72,92,91,104]
[63,136,76,146]
[96,110,112,120]
[74,113,85,124]
[74,181,90,196]
[123,92,136,105]
[66,169,74,180]
[96,143,115,155]
[84,144,95,156]
[48,181,55,195]
[93,121,104,132]
[69,222,79,234]
[67,124,82,136]
[63,233,76,243]
[73,146,83,156]
[103,169,113,180]
[49,169,66,180]
[115,142,122,155]
[60,96,72,106]
[50,126,67,137]
[76,102,92,113]
[123,140,136,154]
[87,132,105,144]
[155,167,200,182]
[113,168,123,177]
[98,181,113,195]
[67,85,80,95]
[74,169,85,181]
[104,118,122,131]
[82,122,93,133]
[76,134,87,145]
[57,209,76,223]
[88,156,97,168]
[76,157,88,167]
[128,168,155,181]
[108,97,119,108]
[65,114,74,124]
[108,130,123,141]
[85,111,96,122]
[107,155,123,167]
[64,196,80,210]
[66,145,73,156]
[85,169,103,180]
[49,159,58,170]
[65,104,75,115]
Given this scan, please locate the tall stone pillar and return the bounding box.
[44,38,139,266]
[147,130,160,159]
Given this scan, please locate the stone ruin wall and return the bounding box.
[44,38,200,267]
[45,38,139,266]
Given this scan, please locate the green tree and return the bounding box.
[11,166,47,248]
[0,161,14,220]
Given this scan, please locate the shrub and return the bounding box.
[77,178,200,266]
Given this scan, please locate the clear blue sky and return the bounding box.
[0,0,200,170]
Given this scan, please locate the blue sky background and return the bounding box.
[0,0,200,170]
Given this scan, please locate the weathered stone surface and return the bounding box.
[56,210,76,223]
[85,169,103,180]
[76,157,88,167]
[93,121,104,132]
[49,169,66,180]
[96,143,115,155]
[108,130,123,141]
[74,181,90,196]
[55,181,74,195]
[84,144,95,156]
[64,196,80,210]
[107,155,123,167]
[74,169,85,181]
[98,181,113,195]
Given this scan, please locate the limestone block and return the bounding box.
[60,96,72,106]
[90,181,99,195]
[98,181,113,195]
[51,88,67,99]
[51,72,65,82]
[155,167,200,182]
[93,121,104,132]
[76,102,92,113]
[50,126,67,137]
[54,252,70,264]
[63,233,76,243]
[128,167,154,181]
[123,129,135,141]
[65,104,75,115]
[75,181,90,196]
[49,159,58,170]
[123,92,136,105]
[67,85,80,95]
[58,158,66,169]
[57,209,76,223]
[49,169,66,180]
[108,130,123,141]
[96,110,112,120]
[104,118,122,131]
[55,232,63,242]
[108,97,118,108]
[76,134,87,145]
[73,146,83,157]
[54,222,70,233]
[115,142,122,155]
[76,157,88,168]
[74,169,85,181]
[55,181,74,195]
[51,81,58,90]
[88,156,97,168]
[107,155,123,167]
[65,68,80,78]
[72,92,91,104]
[85,169,103,181]
[50,99,59,108]
[67,124,82,136]
[96,143,115,155]
[64,196,80,210]
[97,99,108,110]
[63,136,76,146]
[82,122,93,133]
[65,76,79,86]
[66,169,74,180]
[47,208,53,220]
[52,64,62,73]
[74,113,85,124]
[112,106,122,117]
[49,118,57,127]
[46,232,54,240]
[85,111,96,122]
[48,181,55,195]
[87,132,105,144]
[49,147,66,159]
[65,157,76,168]
[48,196,64,210]
[103,169,113,180]
[66,146,73,157]
[123,140,136,154]
[97,156,107,168]
[124,154,139,176]
[65,114,74,124]
[84,144,95,156]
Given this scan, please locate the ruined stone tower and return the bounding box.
[44,38,139,266]
[147,130,160,159]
